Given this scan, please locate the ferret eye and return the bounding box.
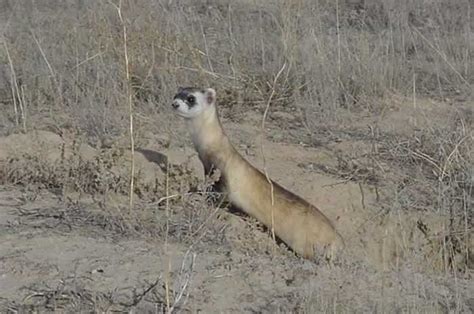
[187,95,195,104]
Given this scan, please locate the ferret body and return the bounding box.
[172,87,343,259]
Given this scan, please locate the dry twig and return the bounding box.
[260,62,287,251]
[113,0,135,213]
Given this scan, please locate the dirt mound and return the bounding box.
[0,130,200,200]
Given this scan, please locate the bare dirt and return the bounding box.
[0,99,472,313]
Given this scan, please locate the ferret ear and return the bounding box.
[205,88,216,105]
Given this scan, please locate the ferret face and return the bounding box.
[172,87,216,119]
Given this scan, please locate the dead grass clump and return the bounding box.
[302,107,472,272]
[312,149,381,186]
[301,259,473,313]
[379,113,473,272]
[8,171,228,247]
[14,199,150,238]
[1,148,127,196]
[164,191,230,248]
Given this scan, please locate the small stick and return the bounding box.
[113,0,135,213]
[3,42,19,127]
[260,62,287,252]
[164,160,171,313]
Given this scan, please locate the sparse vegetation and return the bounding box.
[0,0,472,312]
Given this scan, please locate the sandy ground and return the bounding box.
[0,101,472,312]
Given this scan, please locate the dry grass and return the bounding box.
[3,276,167,312]
[0,0,472,312]
[1,0,470,135]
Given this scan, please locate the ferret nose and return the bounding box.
[172,101,179,109]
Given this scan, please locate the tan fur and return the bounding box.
[174,88,344,259]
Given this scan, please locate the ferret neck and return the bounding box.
[187,105,234,170]
[188,105,222,135]
[197,105,217,123]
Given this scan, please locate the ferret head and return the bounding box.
[172,87,216,119]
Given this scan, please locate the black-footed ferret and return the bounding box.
[172,87,344,259]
